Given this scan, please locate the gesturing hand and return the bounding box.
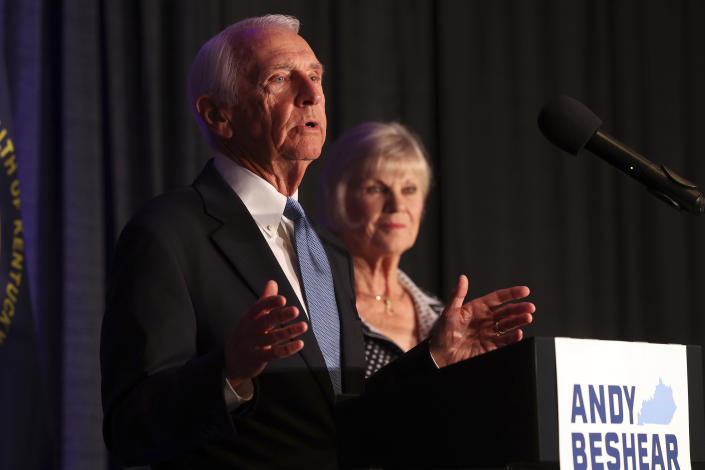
[224,280,308,388]
[429,275,535,368]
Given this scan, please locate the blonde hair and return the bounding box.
[317,121,433,232]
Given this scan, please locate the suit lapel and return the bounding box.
[193,161,336,404]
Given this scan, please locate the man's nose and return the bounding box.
[295,76,322,107]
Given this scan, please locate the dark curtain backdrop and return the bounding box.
[1,0,704,468]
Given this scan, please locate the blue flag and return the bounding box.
[0,39,51,469]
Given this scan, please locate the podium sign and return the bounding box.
[555,338,691,470]
[339,337,704,468]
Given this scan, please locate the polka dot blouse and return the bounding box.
[360,270,444,378]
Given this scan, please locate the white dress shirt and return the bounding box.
[214,153,309,315]
[213,153,310,408]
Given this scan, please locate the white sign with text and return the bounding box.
[555,337,690,470]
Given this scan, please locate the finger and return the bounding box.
[256,306,300,332]
[492,302,536,320]
[494,328,523,346]
[481,285,530,308]
[266,339,305,360]
[447,274,469,310]
[246,295,288,320]
[494,313,533,335]
[261,280,279,299]
[256,321,308,347]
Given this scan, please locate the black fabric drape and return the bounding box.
[2,1,704,468]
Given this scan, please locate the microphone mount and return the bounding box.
[538,95,705,215]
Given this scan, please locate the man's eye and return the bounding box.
[402,186,417,195]
[365,185,384,194]
[271,76,285,83]
[311,76,319,83]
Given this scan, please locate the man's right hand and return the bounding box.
[224,280,308,388]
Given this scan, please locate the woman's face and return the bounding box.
[342,162,425,260]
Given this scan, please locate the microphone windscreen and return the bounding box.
[537,95,602,155]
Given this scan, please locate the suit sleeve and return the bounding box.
[100,217,242,465]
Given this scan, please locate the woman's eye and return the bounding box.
[402,186,417,195]
[365,185,383,194]
[311,76,319,83]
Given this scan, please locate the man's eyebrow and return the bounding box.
[266,62,324,73]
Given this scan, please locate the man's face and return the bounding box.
[228,26,326,167]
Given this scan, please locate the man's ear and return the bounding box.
[195,94,234,139]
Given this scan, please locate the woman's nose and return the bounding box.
[385,191,404,212]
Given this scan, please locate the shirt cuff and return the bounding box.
[223,376,254,410]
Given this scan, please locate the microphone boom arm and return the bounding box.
[585,130,705,214]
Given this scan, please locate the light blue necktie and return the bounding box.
[284,197,342,395]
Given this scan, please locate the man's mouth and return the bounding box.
[305,122,317,128]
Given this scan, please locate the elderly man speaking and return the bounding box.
[100,14,534,469]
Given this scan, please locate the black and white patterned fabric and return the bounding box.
[361,270,444,378]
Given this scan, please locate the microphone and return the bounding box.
[538,95,705,214]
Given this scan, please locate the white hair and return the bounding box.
[187,14,300,145]
[317,121,433,233]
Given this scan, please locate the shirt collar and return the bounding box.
[213,153,298,234]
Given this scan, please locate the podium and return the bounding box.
[340,337,705,469]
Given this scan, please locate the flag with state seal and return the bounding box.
[0,32,51,470]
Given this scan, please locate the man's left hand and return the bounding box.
[429,275,535,368]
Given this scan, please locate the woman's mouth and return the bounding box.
[381,223,405,230]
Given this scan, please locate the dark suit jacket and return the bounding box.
[101,160,381,469]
